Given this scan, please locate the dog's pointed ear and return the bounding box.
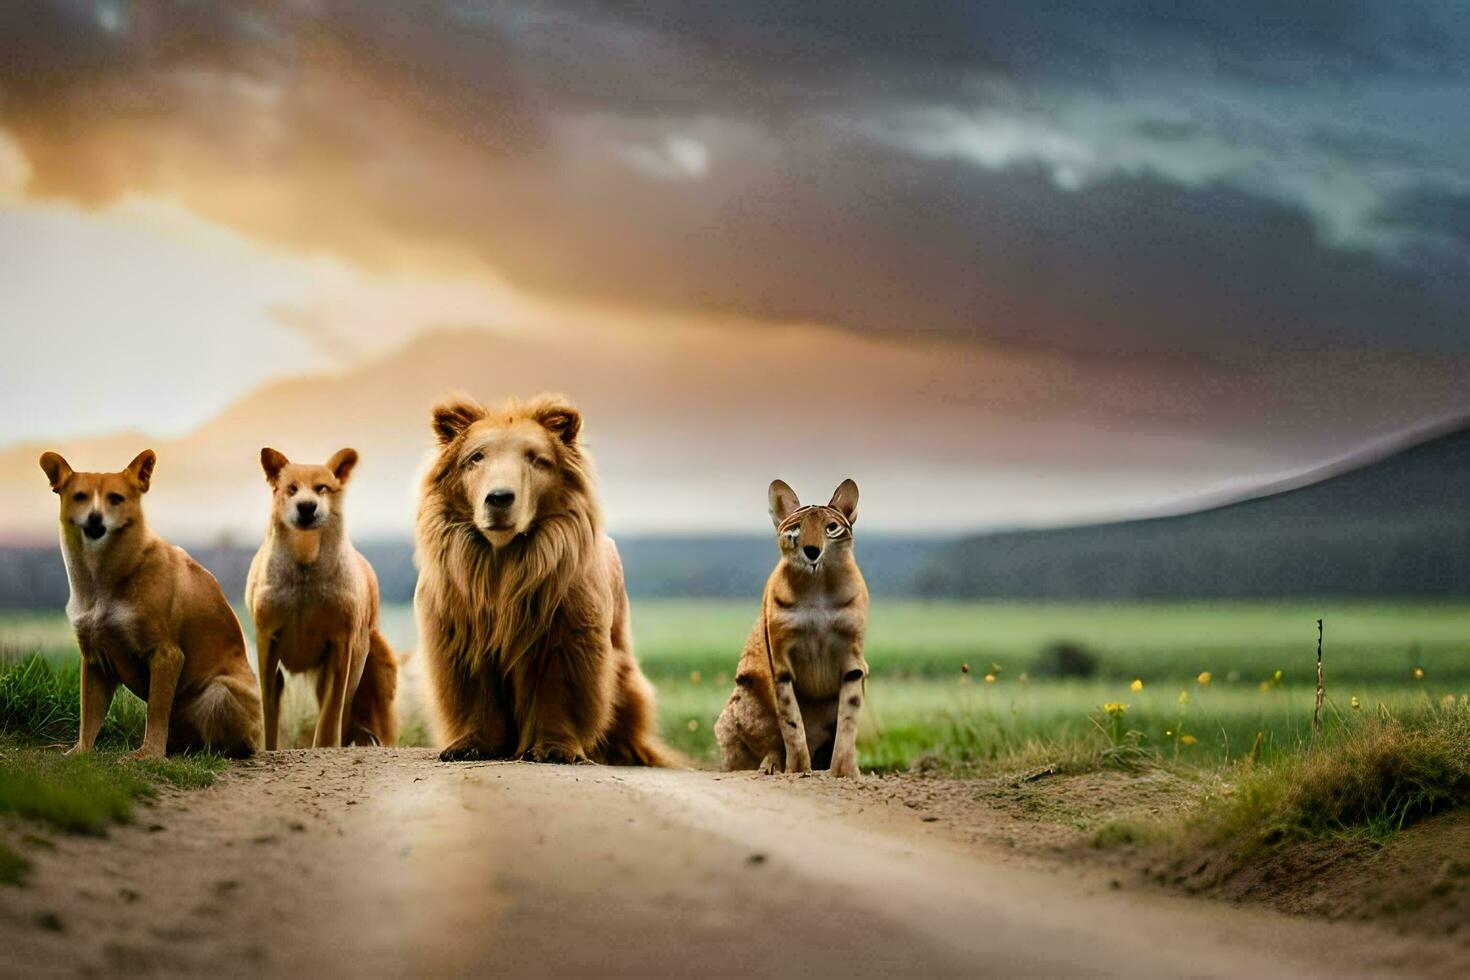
[260,448,289,485]
[532,396,581,447]
[125,450,157,493]
[432,394,486,445]
[39,452,73,493]
[768,479,800,529]
[328,448,359,484]
[829,478,859,525]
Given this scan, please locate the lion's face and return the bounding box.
[429,394,583,549]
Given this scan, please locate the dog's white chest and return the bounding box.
[68,596,141,655]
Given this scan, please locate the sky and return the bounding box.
[1,1,1468,537]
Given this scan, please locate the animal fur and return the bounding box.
[716,479,868,777]
[246,448,398,749]
[39,449,261,758]
[414,392,677,766]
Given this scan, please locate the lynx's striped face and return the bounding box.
[768,478,859,572]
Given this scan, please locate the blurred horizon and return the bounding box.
[3,2,1469,540]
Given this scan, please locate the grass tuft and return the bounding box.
[1189,709,1470,854]
[0,653,146,747]
[0,744,227,834]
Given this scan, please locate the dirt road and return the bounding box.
[1,749,1456,977]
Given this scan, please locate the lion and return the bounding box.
[413,392,678,766]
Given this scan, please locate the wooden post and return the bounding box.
[1313,618,1324,742]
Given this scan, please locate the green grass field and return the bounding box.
[4,599,1468,772]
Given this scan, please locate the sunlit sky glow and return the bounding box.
[1,1,1468,538]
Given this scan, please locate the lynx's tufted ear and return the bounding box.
[530,395,582,447]
[327,448,359,484]
[39,452,73,493]
[828,478,859,525]
[768,479,801,529]
[125,450,157,493]
[431,394,487,446]
[260,448,289,485]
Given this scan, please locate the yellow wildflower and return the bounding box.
[1197,671,1212,686]
[983,673,997,684]
[1180,734,1198,746]
[1413,667,1425,680]
[1350,696,1361,710]
[1273,670,1283,683]
[1103,702,1128,717]
[1130,679,1144,692]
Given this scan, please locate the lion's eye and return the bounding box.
[72,492,87,503]
[107,493,125,506]
[314,484,328,494]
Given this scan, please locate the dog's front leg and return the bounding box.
[312,639,349,748]
[336,629,369,747]
[258,631,283,751]
[128,642,183,760]
[771,648,812,774]
[68,655,117,755]
[829,655,867,779]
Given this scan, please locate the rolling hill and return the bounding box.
[917,416,1470,598]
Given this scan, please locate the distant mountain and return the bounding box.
[0,535,946,609]
[918,417,1470,598]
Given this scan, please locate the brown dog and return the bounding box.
[246,448,398,749]
[415,392,677,766]
[40,450,261,758]
[715,479,868,777]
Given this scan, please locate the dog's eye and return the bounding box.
[107,493,125,506]
[314,484,328,494]
[72,492,87,503]
[467,451,484,465]
[529,453,552,469]
[286,484,298,495]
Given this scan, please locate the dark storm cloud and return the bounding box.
[2,0,1467,355]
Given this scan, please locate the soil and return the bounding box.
[2,750,1466,977]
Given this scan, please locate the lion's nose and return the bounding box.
[802,545,821,561]
[485,489,516,509]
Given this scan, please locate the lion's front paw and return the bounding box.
[524,744,589,765]
[440,741,494,762]
[830,756,860,779]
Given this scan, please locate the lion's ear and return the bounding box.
[532,397,581,447]
[431,395,486,445]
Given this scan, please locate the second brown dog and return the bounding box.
[246,448,397,748]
